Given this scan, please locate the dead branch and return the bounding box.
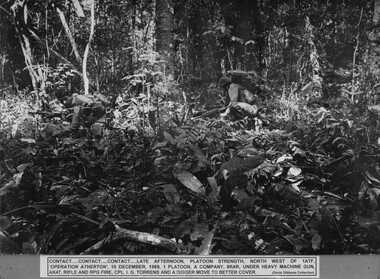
[81,226,181,254]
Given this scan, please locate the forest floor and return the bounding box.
[1,88,380,255]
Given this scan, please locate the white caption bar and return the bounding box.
[40,256,319,278]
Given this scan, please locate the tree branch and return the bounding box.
[28,29,82,77]
[81,226,181,254]
[57,7,82,64]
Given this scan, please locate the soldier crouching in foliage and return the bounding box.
[54,89,109,137]
[219,70,259,120]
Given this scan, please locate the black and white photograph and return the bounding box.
[0,0,379,278]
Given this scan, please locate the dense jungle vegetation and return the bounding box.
[1,0,380,255]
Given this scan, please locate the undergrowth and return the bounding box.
[1,85,380,255]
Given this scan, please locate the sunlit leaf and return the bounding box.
[276,154,292,163]
[197,227,216,255]
[291,181,302,189]
[235,147,260,157]
[287,166,302,177]
[175,171,204,193]
[292,147,307,158]
[16,162,34,172]
[59,195,79,205]
[365,170,380,186]
[20,138,35,144]
[0,172,24,196]
[368,189,380,210]
[288,184,300,195]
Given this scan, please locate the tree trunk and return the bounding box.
[83,0,95,95]
[28,29,83,78]
[369,0,380,79]
[129,0,137,74]
[155,0,174,80]
[251,0,266,76]
[305,17,322,95]
[71,0,85,17]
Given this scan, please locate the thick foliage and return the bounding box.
[1,86,380,255]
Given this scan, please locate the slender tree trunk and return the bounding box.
[253,0,266,75]
[369,0,380,79]
[305,17,322,94]
[83,0,95,95]
[71,0,85,17]
[129,0,136,74]
[29,29,83,78]
[155,0,174,80]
